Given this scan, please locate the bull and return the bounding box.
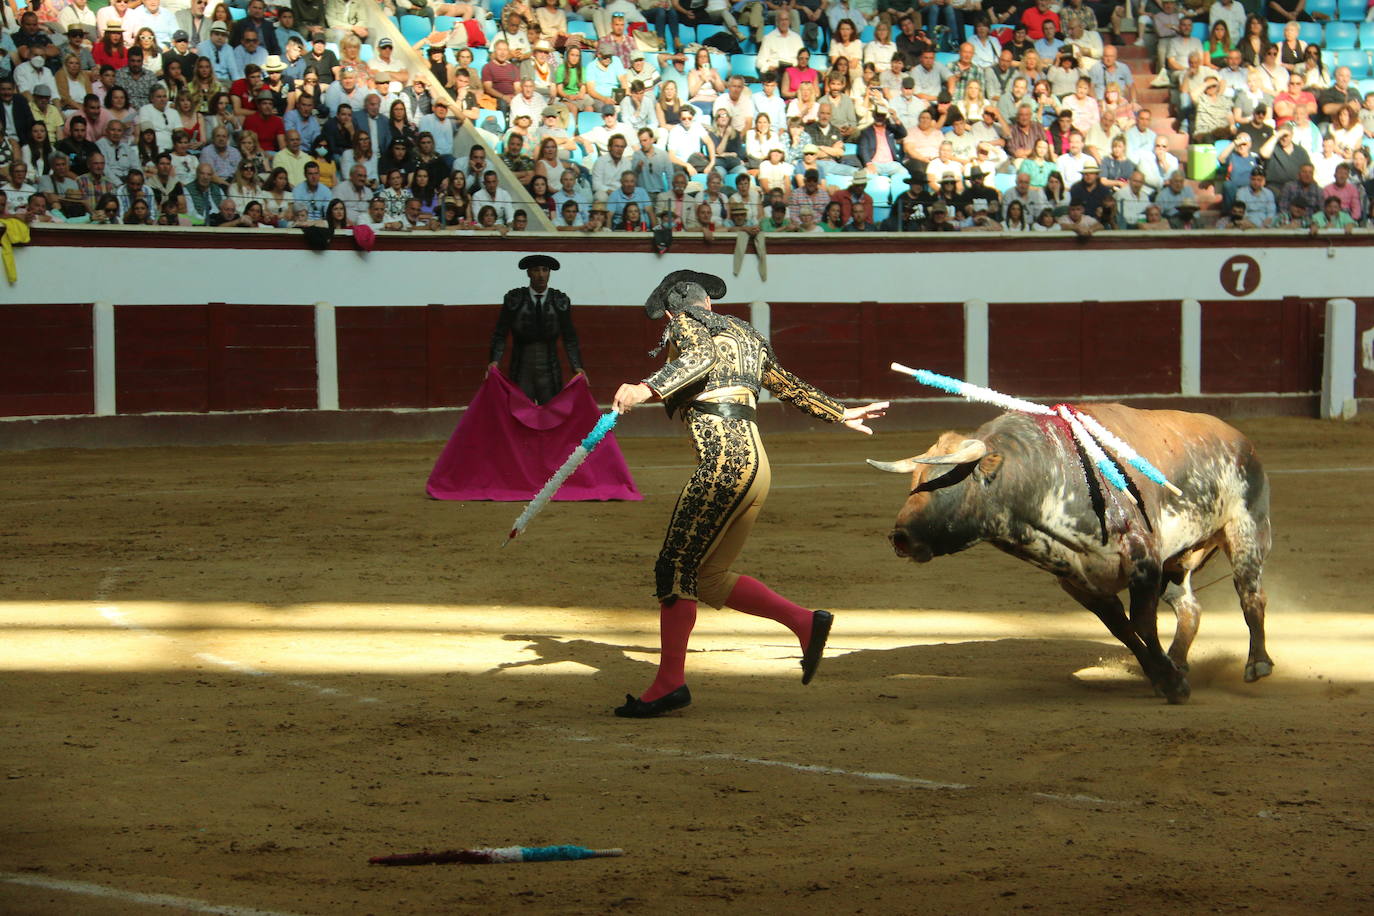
[868,403,1273,704]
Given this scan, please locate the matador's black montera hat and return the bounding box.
[518,254,562,271]
[643,270,728,320]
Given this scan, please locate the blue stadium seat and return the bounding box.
[810,54,829,70]
[568,21,596,40]
[887,176,909,202]
[934,52,956,66]
[1306,0,1338,20]
[1360,22,1374,47]
[827,174,853,190]
[1190,21,1206,40]
[399,15,431,45]
[842,142,858,157]
[1358,77,1374,95]
[1298,21,1324,44]
[859,25,876,41]
[1339,0,1365,20]
[1327,21,1359,47]
[1322,48,1337,67]
[359,43,375,62]
[434,15,456,31]
[872,204,890,224]
[992,172,1016,193]
[229,6,246,20]
[697,24,726,44]
[1267,22,1285,43]
[1337,51,1371,76]
[576,110,601,134]
[688,173,708,190]
[489,0,507,18]
[481,18,498,39]
[468,48,489,70]
[730,54,760,80]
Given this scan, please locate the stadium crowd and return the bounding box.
[3,0,1373,234]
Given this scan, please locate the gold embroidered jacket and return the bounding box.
[643,311,847,423]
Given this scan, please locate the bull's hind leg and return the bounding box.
[1225,514,1274,683]
[1162,574,1201,672]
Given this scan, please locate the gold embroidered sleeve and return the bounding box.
[762,348,847,423]
[643,315,716,398]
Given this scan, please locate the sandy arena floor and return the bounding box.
[1,413,1372,915]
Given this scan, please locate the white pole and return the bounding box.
[92,301,116,416]
[1322,298,1356,419]
[1180,299,1201,397]
[315,301,339,411]
[964,300,988,388]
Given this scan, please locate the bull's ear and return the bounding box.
[867,457,922,474]
[911,439,988,466]
[976,453,1003,481]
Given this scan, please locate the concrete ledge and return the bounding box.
[0,394,1329,452]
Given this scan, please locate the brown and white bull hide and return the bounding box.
[869,403,1274,704]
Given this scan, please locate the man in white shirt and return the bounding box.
[756,12,805,76]
[589,131,632,198]
[910,49,950,105]
[1114,169,1153,224]
[1003,170,1047,222]
[1054,131,1093,187]
[358,197,402,231]
[579,104,631,158]
[138,84,177,149]
[618,79,659,133]
[664,104,715,177]
[97,120,138,182]
[15,56,58,100]
[471,169,515,222]
[509,78,547,125]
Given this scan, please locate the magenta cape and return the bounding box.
[426,369,642,502]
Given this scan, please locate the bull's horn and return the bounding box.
[911,439,988,466]
[866,457,924,473]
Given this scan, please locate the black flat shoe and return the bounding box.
[800,610,833,685]
[613,685,692,718]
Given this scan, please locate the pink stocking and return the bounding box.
[725,575,814,648]
[641,598,697,702]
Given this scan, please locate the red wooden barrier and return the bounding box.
[0,304,94,417]
[1200,298,1323,394]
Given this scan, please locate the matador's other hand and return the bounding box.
[842,401,889,435]
[613,382,653,414]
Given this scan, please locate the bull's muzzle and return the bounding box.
[889,528,933,564]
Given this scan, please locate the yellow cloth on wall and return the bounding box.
[1,218,32,284]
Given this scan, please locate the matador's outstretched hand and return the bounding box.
[842,401,889,436]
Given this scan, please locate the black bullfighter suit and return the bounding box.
[489,256,583,404]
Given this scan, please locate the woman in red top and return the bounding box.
[92,23,129,70]
[781,48,821,101]
[617,201,649,231]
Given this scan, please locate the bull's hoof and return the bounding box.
[1160,675,1191,705]
[1244,660,1274,682]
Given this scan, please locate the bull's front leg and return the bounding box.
[1058,580,1172,697]
[1127,564,1191,705]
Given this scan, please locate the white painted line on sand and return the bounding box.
[552,730,969,791]
[0,872,309,916]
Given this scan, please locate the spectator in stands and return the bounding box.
[1058,199,1100,236]
[758,12,806,78]
[1318,66,1361,125]
[186,161,228,221]
[291,159,332,221]
[1068,161,1111,220]
[1323,162,1366,221]
[1259,122,1311,194]
[472,168,515,222]
[1138,204,1171,230]
[757,144,794,192]
[97,119,138,183]
[633,126,674,195]
[1216,199,1258,229]
[787,166,829,221]
[1155,169,1198,226]
[665,104,716,177]
[1190,75,1235,142]
[1097,135,1134,191]
[1275,197,1312,229]
[1310,195,1356,233]
[482,41,522,112]
[656,169,700,227]
[855,105,906,188]
[335,163,374,221]
[1273,72,1316,127]
[259,168,294,224]
[1233,166,1276,225]
[1054,130,1093,186]
[1115,169,1152,225]
[589,130,632,197]
[606,168,650,219]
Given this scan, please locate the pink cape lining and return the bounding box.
[426,368,642,502]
